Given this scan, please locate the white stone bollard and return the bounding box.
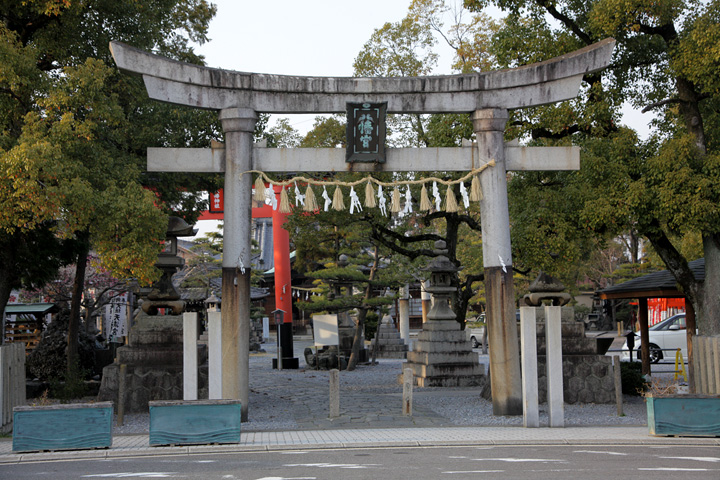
[399,284,410,343]
[183,312,198,400]
[519,307,539,427]
[262,316,270,341]
[613,355,623,416]
[402,368,413,416]
[208,311,222,399]
[545,305,564,427]
[329,369,340,418]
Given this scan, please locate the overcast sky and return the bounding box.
[193,0,459,134]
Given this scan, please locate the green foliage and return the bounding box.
[264,118,302,148]
[49,362,90,402]
[365,312,380,340]
[425,114,474,146]
[181,225,223,289]
[462,0,720,334]
[26,309,97,382]
[353,15,438,77]
[410,0,500,73]
[300,116,346,148]
[0,0,219,290]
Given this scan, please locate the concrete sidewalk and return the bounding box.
[2,425,719,464]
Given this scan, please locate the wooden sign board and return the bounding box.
[312,314,339,347]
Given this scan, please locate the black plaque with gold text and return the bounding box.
[346,102,387,163]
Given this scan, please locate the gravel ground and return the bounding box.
[110,350,650,434]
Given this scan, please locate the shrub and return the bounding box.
[26,308,96,382]
[49,362,90,401]
[364,312,379,340]
[620,361,648,395]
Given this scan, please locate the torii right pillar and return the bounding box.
[475,108,523,415]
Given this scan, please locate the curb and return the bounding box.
[2,427,719,464]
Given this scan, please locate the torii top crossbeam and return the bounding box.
[110,39,614,113]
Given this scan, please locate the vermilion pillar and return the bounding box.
[272,186,298,368]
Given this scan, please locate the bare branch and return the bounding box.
[641,98,683,113]
[536,0,593,45]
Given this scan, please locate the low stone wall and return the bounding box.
[537,355,615,404]
[98,312,208,412]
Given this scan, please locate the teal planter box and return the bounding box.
[13,402,113,452]
[647,395,720,437]
[149,399,241,446]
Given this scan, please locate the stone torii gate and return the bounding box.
[110,38,615,419]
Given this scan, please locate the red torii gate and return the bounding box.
[201,188,294,343]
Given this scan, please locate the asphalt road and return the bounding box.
[3,445,719,480]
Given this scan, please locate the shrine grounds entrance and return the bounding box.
[110,38,615,420]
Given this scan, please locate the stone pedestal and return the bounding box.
[98,312,207,412]
[338,312,367,363]
[402,320,485,387]
[532,307,615,404]
[372,315,408,359]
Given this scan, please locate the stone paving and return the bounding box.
[253,343,451,430]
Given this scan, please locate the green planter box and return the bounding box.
[149,399,241,446]
[13,402,113,452]
[647,395,720,437]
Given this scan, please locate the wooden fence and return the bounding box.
[692,335,720,394]
[1,342,26,433]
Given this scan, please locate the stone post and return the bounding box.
[613,355,623,416]
[421,280,431,323]
[473,108,522,416]
[545,305,564,427]
[519,307,538,427]
[399,284,410,342]
[219,108,257,421]
[208,311,222,399]
[329,369,340,418]
[402,368,413,416]
[182,312,198,401]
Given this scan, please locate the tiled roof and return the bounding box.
[180,286,270,302]
[598,258,704,299]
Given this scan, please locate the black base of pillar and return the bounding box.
[273,322,298,369]
[272,357,299,369]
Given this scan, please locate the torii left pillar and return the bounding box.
[218,108,256,422]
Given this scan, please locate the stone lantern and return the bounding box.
[143,216,197,315]
[204,292,220,313]
[424,241,461,322]
[401,240,485,387]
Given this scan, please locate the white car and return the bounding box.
[621,313,691,363]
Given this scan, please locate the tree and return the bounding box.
[299,116,346,148]
[180,226,224,292]
[287,208,403,371]
[350,4,499,322]
[465,0,720,334]
[0,1,220,372]
[353,13,438,147]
